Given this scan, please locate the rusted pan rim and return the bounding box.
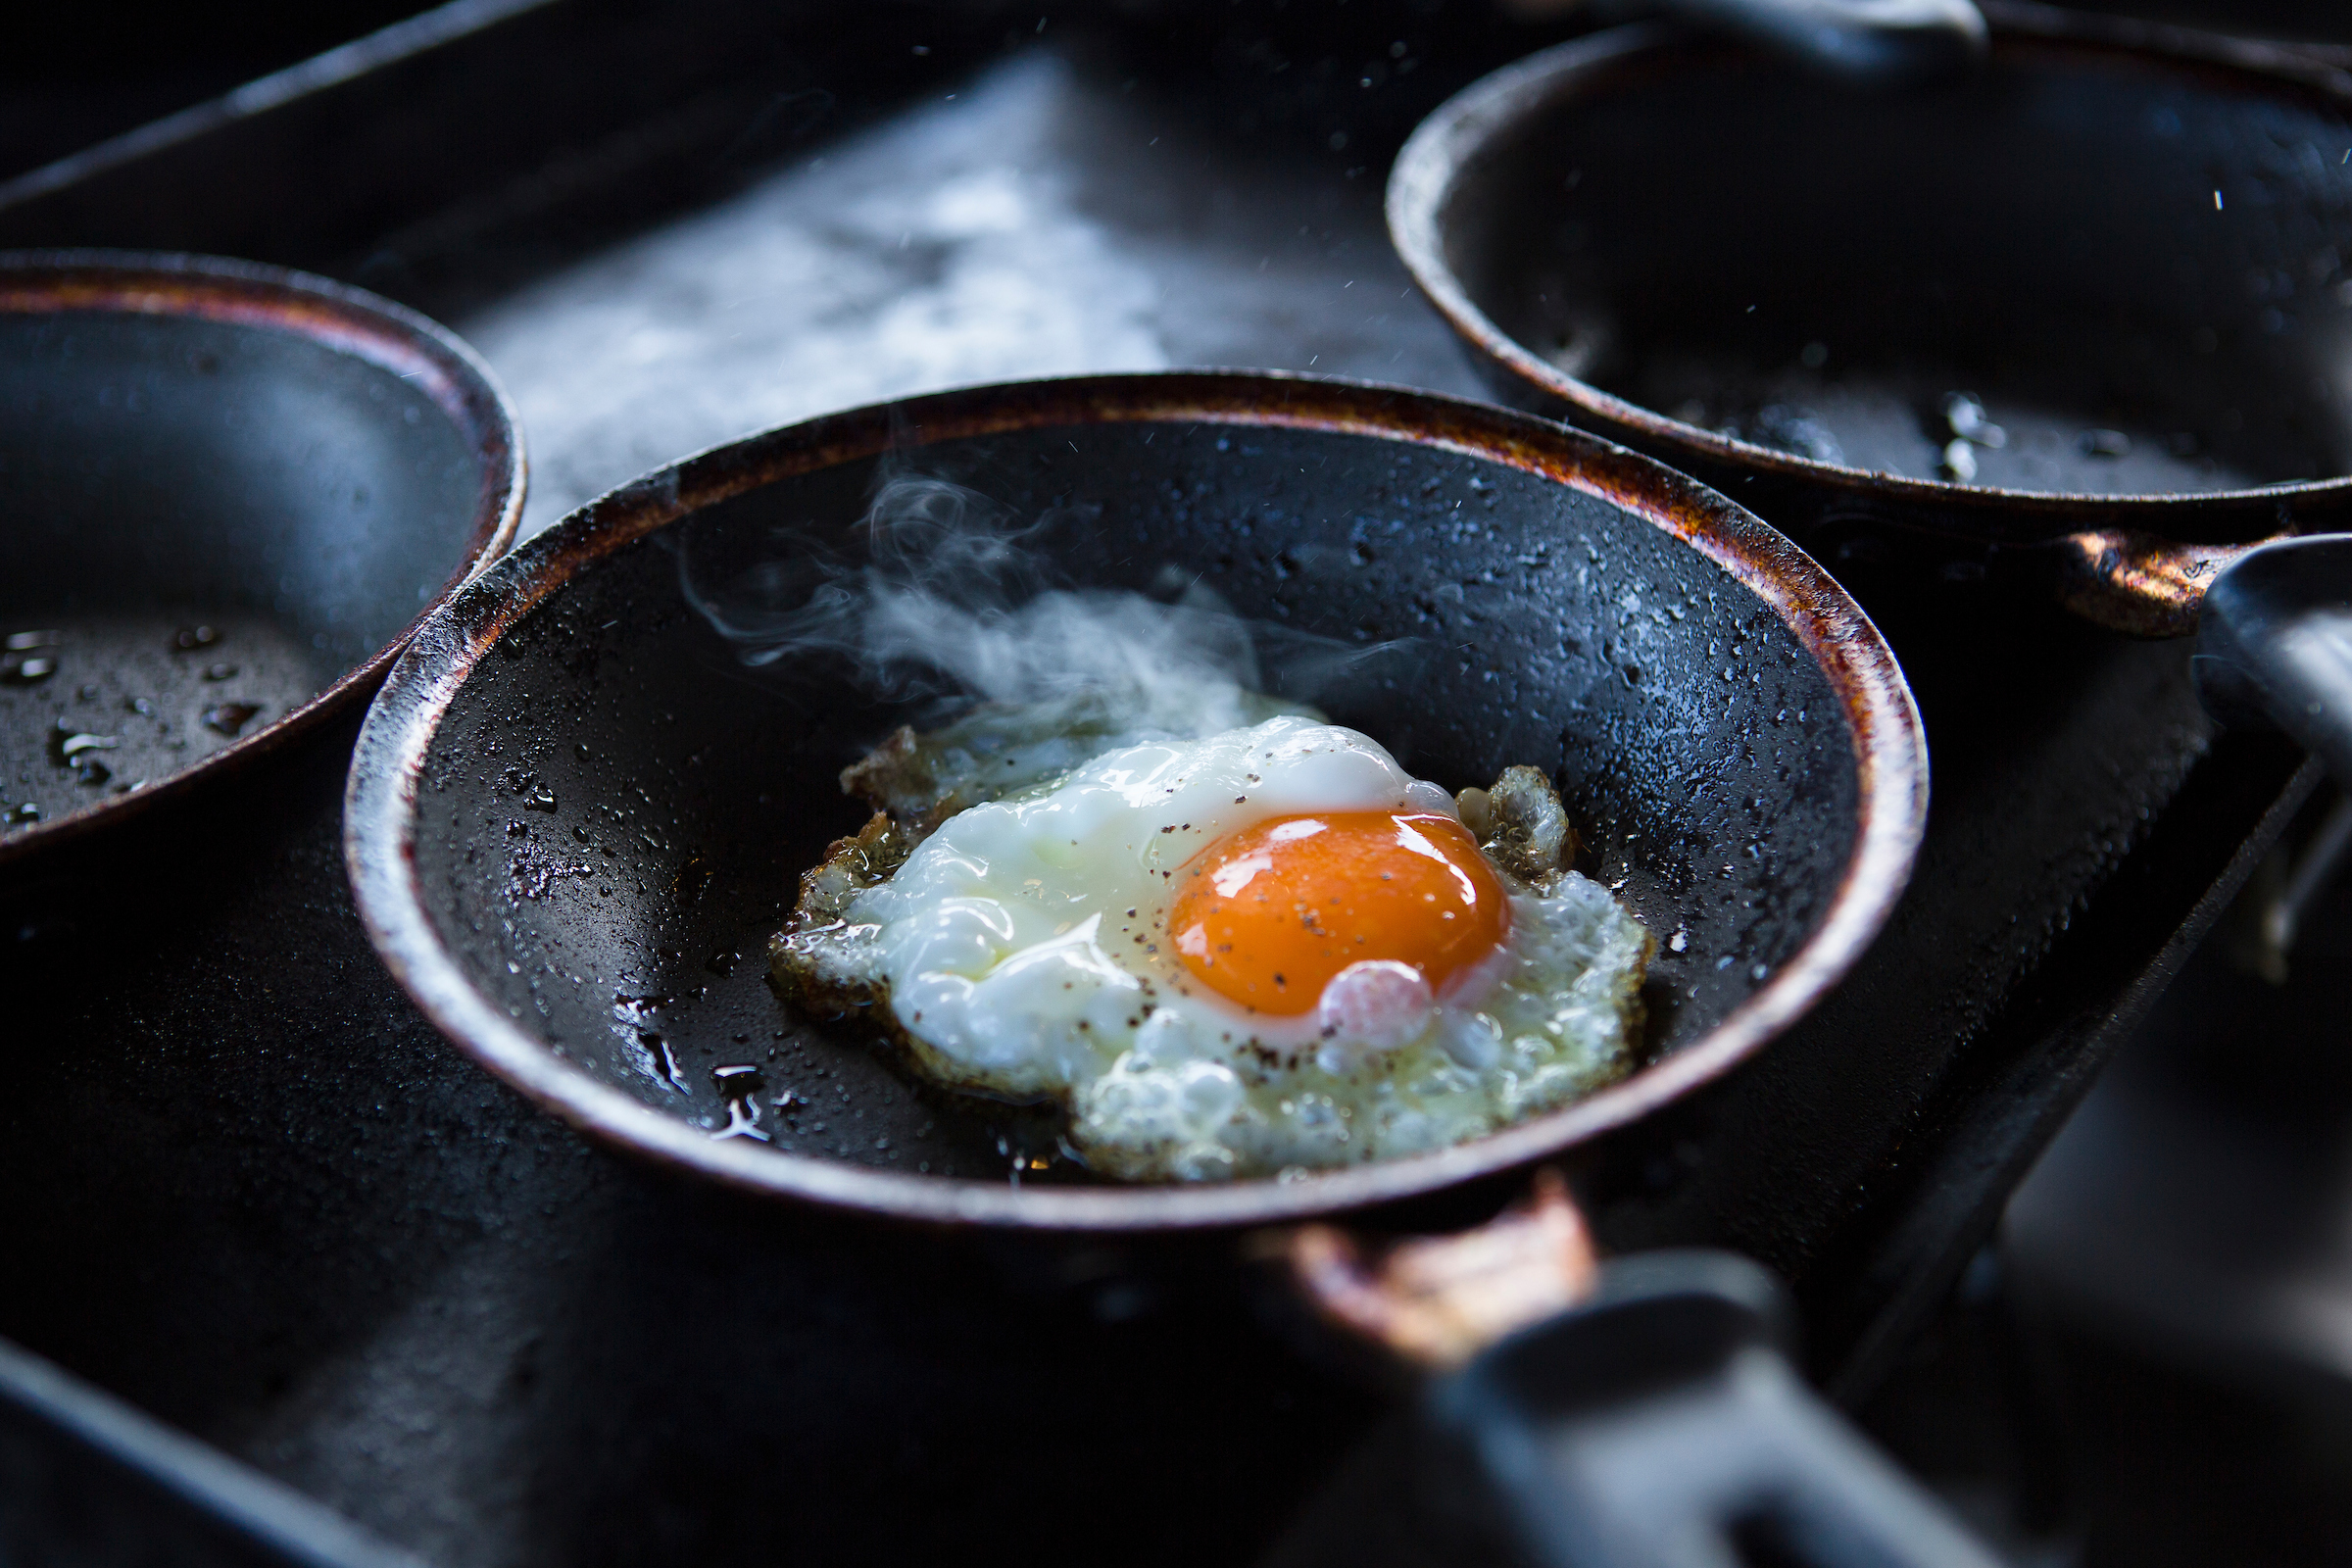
[0,250,523,867]
[1386,13,2352,537]
[345,371,1927,1233]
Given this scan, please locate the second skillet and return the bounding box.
[0,252,522,871]
[1390,9,2352,776]
[344,372,1925,1233]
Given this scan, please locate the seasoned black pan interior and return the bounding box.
[0,256,519,861]
[1422,29,2352,497]
[356,379,1921,1228]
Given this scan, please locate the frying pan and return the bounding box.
[343,372,1925,1232]
[0,251,522,870]
[1386,11,2352,778]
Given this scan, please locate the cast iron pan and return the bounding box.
[0,252,522,869]
[343,372,1925,1232]
[1387,10,2352,628]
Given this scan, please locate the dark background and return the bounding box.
[3,0,436,181]
[8,0,2348,187]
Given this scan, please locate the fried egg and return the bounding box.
[775,713,1653,1182]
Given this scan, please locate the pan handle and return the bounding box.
[1282,1181,2003,1568]
[1423,1250,2008,1568]
[2194,535,2352,784]
[1660,0,1987,87]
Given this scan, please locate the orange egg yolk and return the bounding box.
[1168,810,1510,1015]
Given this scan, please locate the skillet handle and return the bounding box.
[2195,535,2352,784]
[1423,1250,2007,1568]
[1663,0,1987,87]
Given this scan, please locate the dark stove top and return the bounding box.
[0,4,2339,1564]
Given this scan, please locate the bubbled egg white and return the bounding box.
[784,714,1651,1181]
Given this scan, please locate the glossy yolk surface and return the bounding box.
[1168,810,1510,1015]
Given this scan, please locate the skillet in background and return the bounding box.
[0,251,522,871]
[1389,8,2352,789]
[1389,8,2352,568]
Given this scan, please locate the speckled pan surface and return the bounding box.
[344,372,1926,1232]
[0,251,522,868]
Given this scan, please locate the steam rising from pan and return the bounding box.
[674,471,1415,734]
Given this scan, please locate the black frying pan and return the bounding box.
[343,372,1924,1233]
[0,252,523,871]
[1387,9,2352,778]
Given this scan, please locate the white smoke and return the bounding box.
[676,472,1404,736]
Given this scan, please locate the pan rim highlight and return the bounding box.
[344,371,1926,1233]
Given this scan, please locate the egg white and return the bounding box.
[778,715,1652,1182]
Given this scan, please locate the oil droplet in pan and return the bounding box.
[50,723,119,767]
[711,1063,769,1141]
[4,628,61,683]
